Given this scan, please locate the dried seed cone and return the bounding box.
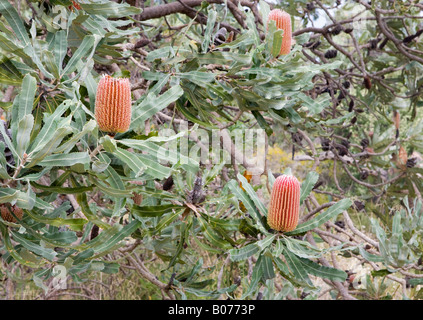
[132,193,143,205]
[267,174,300,232]
[0,204,24,223]
[95,75,132,133]
[268,9,292,55]
[130,180,143,205]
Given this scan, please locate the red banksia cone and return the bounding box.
[95,75,132,134]
[0,204,24,223]
[268,9,292,55]
[267,174,300,232]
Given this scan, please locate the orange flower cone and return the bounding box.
[95,75,132,134]
[268,9,292,55]
[267,173,300,232]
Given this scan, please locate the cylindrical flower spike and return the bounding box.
[267,173,300,232]
[0,204,24,223]
[95,75,132,134]
[268,9,292,55]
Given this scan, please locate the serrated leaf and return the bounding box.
[80,1,142,18]
[114,147,146,177]
[227,179,269,235]
[286,198,353,235]
[16,114,34,158]
[61,35,97,77]
[297,257,347,282]
[300,171,319,204]
[0,1,30,46]
[201,9,217,53]
[11,231,57,261]
[0,57,23,85]
[28,99,72,155]
[0,223,42,268]
[131,204,183,218]
[283,248,314,287]
[25,209,87,232]
[77,220,141,256]
[261,254,275,280]
[229,243,260,262]
[53,30,67,72]
[131,85,184,130]
[256,234,276,251]
[38,152,90,167]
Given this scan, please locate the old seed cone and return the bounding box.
[0,204,24,223]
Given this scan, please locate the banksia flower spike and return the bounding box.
[268,9,292,55]
[95,75,132,134]
[267,173,300,232]
[0,204,24,223]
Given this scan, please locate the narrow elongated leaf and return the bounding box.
[271,30,283,58]
[29,99,72,154]
[283,249,314,287]
[300,171,319,204]
[0,1,30,45]
[237,173,267,216]
[17,74,36,123]
[31,181,93,194]
[114,147,145,177]
[153,209,184,234]
[169,216,192,268]
[227,179,269,235]
[0,188,34,209]
[241,254,264,299]
[43,50,59,78]
[77,220,141,255]
[262,254,275,280]
[0,58,23,85]
[80,1,142,18]
[53,30,67,72]
[38,152,90,167]
[54,119,97,154]
[297,257,347,282]
[131,85,184,129]
[256,234,276,251]
[358,245,384,263]
[0,223,41,268]
[229,243,260,262]
[282,237,322,259]
[89,178,132,198]
[286,198,353,235]
[196,214,232,250]
[11,231,57,261]
[16,114,34,158]
[26,126,73,168]
[201,9,217,53]
[25,209,87,232]
[137,153,172,180]
[131,204,183,218]
[61,35,96,76]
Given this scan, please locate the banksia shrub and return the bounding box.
[95,75,132,134]
[267,173,300,232]
[268,9,292,55]
[0,204,24,223]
